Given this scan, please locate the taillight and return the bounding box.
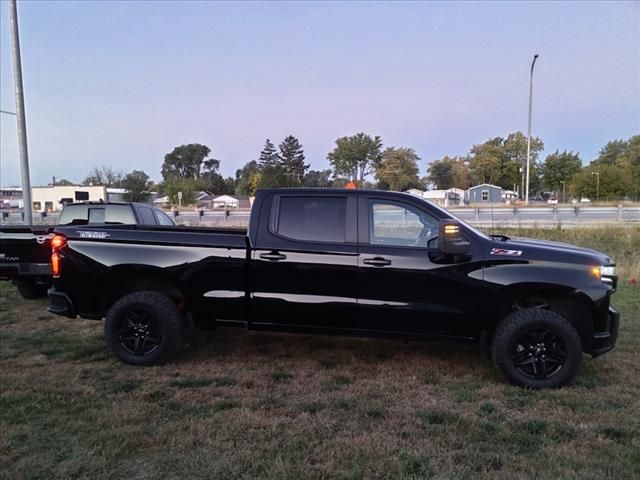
[51,234,66,251]
[51,234,67,277]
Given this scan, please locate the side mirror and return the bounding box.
[438,219,471,256]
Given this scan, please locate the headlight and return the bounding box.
[601,266,616,276]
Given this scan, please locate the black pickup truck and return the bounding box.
[47,189,619,388]
[0,202,174,298]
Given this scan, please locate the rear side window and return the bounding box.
[276,196,346,243]
[104,205,136,224]
[137,207,157,225]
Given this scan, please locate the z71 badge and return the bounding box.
[490,248,523,256]
[78,231,110,239]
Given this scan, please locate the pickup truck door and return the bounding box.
[250,193,360,331]
[356,196,483,338]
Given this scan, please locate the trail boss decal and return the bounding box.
[77,231,110,239]
[490,248,523,256]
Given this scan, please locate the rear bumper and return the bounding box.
[1,262,51,280]
[591,305,620,357]
[47,288,76,318]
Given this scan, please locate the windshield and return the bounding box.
[416,197,491,241]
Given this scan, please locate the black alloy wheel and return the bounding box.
[105,290,184,366]
[492,308,582,389]
[511,328,567,380]
[115,307,163,356]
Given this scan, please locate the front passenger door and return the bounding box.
[356,197,480,338]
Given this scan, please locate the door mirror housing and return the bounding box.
[438,219,471,255]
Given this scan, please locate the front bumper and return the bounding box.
[591,305,620,357]
[47,288,76,318]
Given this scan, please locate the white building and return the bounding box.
[409,188,464,207]
[211,195,251,209]
[31,185,107,212]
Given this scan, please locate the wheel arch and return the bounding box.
[489,283,595,353]
[97,265,184,317]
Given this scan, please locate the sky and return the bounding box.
[0,0,639,187]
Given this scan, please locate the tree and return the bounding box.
[235,160,261,196]
[469,140,502,185]
[570,165,632,200]
[257,165,292,189]
[200,157,231,194]
[540,150,582,193]
[375,147,421,191]
[122,170,151,202]
[327,133,382,184]
[467,132,543,194]
[426,156,471,190]
[82,165,123,187]
[162,177,200,205]
[303,169,333,187]
[258,139,279,168]
[54,178,74,186]
[592,139,628,166]
[617,135,640,198]
[278,135,308,182]
[161,144,212,181]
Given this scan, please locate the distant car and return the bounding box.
[580,198,592,203]
[547,197,558,205]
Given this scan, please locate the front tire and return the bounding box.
[492,309,582,389]
[105,291,184,366]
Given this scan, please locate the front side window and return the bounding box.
[138,207,157,225]
[482,190,489,201]
[369,201,438,247]
[154,209,174,226]
[276,196,347,243]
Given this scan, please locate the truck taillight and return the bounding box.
[51,234,67,251]
[51,234,66,277]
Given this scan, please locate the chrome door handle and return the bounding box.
[363,257,392,267]
[259,251,287,261]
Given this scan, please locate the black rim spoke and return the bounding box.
[511,327,567,380]
[116,307,162,356]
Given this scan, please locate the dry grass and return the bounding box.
[1,229,640,479]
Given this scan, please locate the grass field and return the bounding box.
[1,228,639,479]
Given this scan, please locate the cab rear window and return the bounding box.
[58,205,136,225]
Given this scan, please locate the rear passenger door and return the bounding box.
[250,193,360,331]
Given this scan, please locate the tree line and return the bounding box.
[427,133,639,200]
[74,131,638,204]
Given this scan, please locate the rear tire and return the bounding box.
[105,291,184,366]
[492,308,582,389]
[15,281,48,300]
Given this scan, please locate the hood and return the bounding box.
[490,236,614,266]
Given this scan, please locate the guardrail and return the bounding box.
[1,205,639,227]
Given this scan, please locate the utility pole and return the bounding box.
[9,0,33,224]
[592,171,600,203]
[525,54,539,205]
[561,180,566,204]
